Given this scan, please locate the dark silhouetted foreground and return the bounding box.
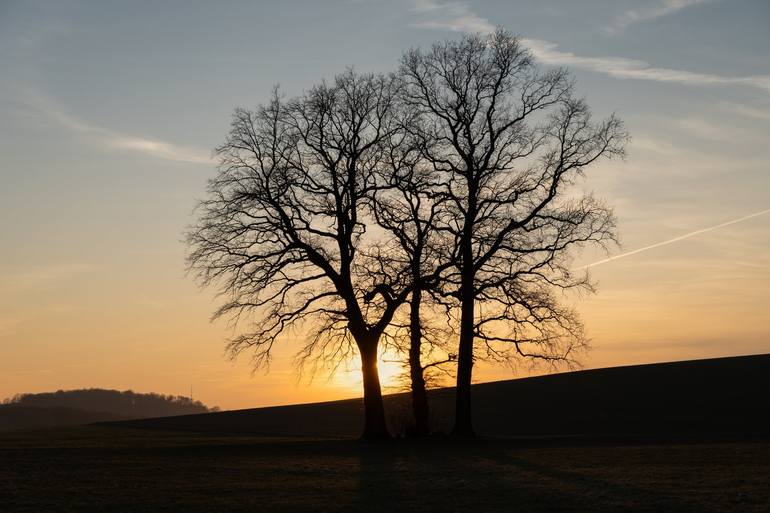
[110,354,770,439]
[3,355,768,512]
[1,426,768,513]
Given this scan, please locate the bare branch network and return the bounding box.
[186,29,628,438]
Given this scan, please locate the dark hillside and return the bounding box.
[464,352,770,438]
[111,353,770,439]
[0,406,127,431]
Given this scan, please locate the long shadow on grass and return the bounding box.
[342,442,402,513]
[339,439,600,513]
[481,446,710,513]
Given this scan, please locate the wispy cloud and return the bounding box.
[581,208,770,269]
[522,39,770,94]
[607,0,711,34]
[631,136,682,156]
[407,1,770,95]
[410,0,494,33]
[19,89,212,164]
[674,117,744,142]
[718,101,770,121]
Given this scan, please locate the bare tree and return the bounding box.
[370,123,456,436]
[186,71,411,439]
[399,30,628,436]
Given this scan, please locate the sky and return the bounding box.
[1,0,768,410]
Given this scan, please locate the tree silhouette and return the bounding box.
[187,71,410,439]
[370,120,455,436]
[189,31,626,439]
[399,30,627,436]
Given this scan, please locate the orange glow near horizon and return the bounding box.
[2,2,770,413]
[331,350,411,394]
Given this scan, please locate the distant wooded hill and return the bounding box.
[0,389,218,431]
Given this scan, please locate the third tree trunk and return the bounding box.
[409,288,430,436]
[452,281,475,437]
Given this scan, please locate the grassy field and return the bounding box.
[2,426,769,513]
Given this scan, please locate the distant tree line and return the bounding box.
[187,29,627,438]
[2,389,218,418]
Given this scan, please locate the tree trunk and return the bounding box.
[453,168,477,437]
[452,279,476,437]
[409,288,430,437]
[358,340,391,440]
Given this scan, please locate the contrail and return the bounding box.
[580,208,770,270]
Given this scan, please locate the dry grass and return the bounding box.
[1,426,769,513]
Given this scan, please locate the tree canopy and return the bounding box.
[188,29,627,438]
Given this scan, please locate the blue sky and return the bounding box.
[1,0,768,408]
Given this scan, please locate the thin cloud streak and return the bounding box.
[606,0,712,34]
[718,102,770,121]
[407,1,770,95]
[581,208,770,269]
[20,89,212,164]
[410,0,494,33]
[522,39,770,94]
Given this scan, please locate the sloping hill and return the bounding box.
[0,406,128,431]
[463,352,770,438]
[109,353,770,439]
